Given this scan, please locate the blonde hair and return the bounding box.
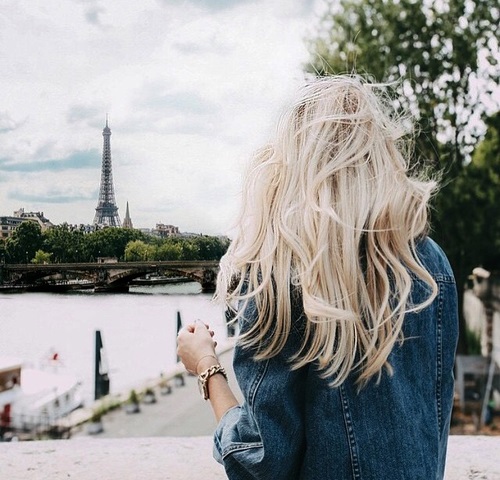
[216,75,438,387]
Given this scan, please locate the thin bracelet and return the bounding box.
[195,354,218,374]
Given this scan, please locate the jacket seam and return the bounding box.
[340,384,362,480]
[435,281,444,433]
[221,442,264,459]
[431,274,455,283]
[248,359,269,414]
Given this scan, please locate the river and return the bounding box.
[0,282,227,406]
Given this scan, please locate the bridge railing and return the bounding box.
[2,260,220,271]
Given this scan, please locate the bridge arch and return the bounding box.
[0,261,220,293]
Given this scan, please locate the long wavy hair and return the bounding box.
[216,75,438,386]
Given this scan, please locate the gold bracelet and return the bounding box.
[195,354,218,374]
[197,364,227,400]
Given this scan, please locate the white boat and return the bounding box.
[0,355,82,435]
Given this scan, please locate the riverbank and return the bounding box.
[65,341,239,439]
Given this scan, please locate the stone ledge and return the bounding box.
[0,437,225,480]
[1,435,499,479]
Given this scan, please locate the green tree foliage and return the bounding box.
[180,240,200,260]
[5,221,43,263]
[42,223,85,263]
[308,0,499,164]
[83,227,146,261]
[32,250,52,264]
[124,240,155,261]
[306,0,499,352]
[431,111,500,325]
[455,112,500,271]
[191,236,231,260]
[154,241,182,261]
[4,223,230,265]
[125,235,230,262]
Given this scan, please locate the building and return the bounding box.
[122,202,133,229]
[0,216,23,239]
[152,223,180,238]
[0,209,53,239]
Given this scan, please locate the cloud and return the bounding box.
[138,86,217,115]
[8,189,97,204]
[67,104,104,125]
[0,150,100,173]
[160,0,255,13]
[76,0,107,26]
[85,5,106,25]
[0,112,22,134]
[274,0,319,19]
[124,83,219,135]
[172,41,215,55]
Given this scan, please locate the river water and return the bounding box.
[0,282,227,406]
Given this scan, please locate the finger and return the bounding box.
[178,327,192,339]
[184,323,196,333]
[194,322,210,334]
[195,319,211,329]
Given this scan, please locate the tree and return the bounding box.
[192,236,231,260]
[43,223,84,263]
[180,240,200,260]
[154,241,182,261]
[32,249,52,264]
[308,0,499,164]
[306,0,499,352]
[84,228,145,261]
[5,221,43,263]
[462,112,500,271]
[124,240,155,261]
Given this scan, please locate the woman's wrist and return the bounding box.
[196,354,219,375]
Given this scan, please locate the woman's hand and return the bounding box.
[177,320,218,374]
[178,320,239,422]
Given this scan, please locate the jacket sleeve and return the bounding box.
[213,299,307,480]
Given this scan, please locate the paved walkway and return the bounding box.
[72,347,241,439]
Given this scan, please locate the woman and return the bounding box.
[177,75,458,480]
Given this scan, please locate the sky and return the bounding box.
[0,0,323,235]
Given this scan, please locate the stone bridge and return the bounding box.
[0,261,220,292]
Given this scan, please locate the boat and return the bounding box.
[0,355,82,439]
[130,275,192,285]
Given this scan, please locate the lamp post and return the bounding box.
[25,251,29,264]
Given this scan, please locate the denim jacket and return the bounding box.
[214,237,458,480]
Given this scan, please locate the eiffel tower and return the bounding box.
[93,117,121,227]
